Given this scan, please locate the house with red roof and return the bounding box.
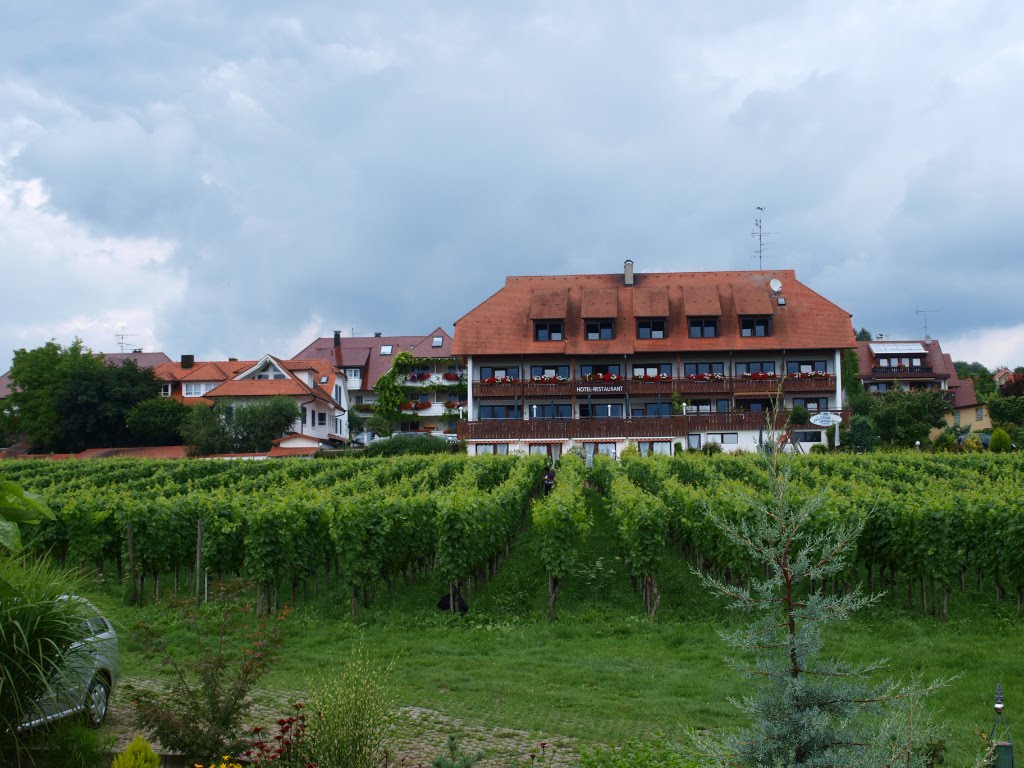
[451,262,856,457]
[155,354,350,446]
[294,327,464,437]
[852,339,991,436]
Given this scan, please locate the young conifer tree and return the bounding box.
[691,416,942,767]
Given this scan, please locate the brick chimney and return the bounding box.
[181,354,194,369]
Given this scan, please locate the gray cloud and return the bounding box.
[1,2,1022,367]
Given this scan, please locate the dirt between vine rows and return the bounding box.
[107,677,580,767]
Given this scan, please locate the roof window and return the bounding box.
[380,345,393,355]
[432,336,443,347]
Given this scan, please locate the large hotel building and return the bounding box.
[452,262,856,459]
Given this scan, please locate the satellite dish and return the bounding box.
[769,278,783,294]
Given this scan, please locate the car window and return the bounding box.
[80,616,109,636]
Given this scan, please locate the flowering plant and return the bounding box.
[531,375,568,383]
[241,703,315,767]
[444,400,461,409]
[633,373,671,381]
[742,371,777,380]
[442,372,462,381]
[404,372,431,383]
[793,371,831,379]
[686,372,725,381]
[399,401,414,410]
[583,372,621,382]
[414,401,432,410]
[481,376,517,385]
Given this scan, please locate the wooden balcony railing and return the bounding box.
[457,411,850,441]
[473,375,837,398]
[868,367,937,379]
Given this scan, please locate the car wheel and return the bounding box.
[84,677,110,726]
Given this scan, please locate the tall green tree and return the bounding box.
[870,389,949,448]
[954,361,996,397]
[227,397,301,452]
[855,327,873,341]
[841,349,872,416]
[125,397,190,446]
[2,340,161,452]
[692,435,941,767]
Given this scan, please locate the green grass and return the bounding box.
[82,491,1024,765]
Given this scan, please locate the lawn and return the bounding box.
[81,489,1024,766]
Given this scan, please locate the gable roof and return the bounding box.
[453,269,855,356]
[854,340,955,380]
[293,328,455,390]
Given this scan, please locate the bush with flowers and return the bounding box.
[531,375,569,383]
[582,372,621,382]
[741,371,777,380]
[481,375,517,385]
[632,373,671,382]
[685,372,725,381]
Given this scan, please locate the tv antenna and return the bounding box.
[751,207,776,270]
[915,309,938,339]
[115,330,140,353]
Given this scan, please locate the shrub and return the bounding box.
[931,430,957,453]
[961,435,983,453]
[701,441,723,455]
[809,443,829,454]
[303,647,398,768]
[111,736,161,768]
[990,427,1012,453]
[788,405,811,425]
[361,434,455,457]
[30,719,115,768]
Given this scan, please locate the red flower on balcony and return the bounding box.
[481,376,516,385]
[742,371,777,380]
[686,373,725,381]
[414,401,432,410]
[399,401,414,410]
[405,372,431,383]
[444,400,460,409]
[584,373,621,382]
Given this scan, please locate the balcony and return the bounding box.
[868,366,936,379]
[782,375,837,393]
[473,375,837,399]
[678,377,731,395]
[457,411,852,441]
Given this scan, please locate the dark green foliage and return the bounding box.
[870,389,950,447]
[954,361,996,396]
[842,349,873,416]
[931,429,958,452]
[999,376,1024,397]
[847,414,877,452]
[855,327,874,341]
[3,340,160,452]
[228,397,301,452]
[130,591,284,761]
[180,397,301,455]
[788,405,811,425]
[987,395,1024,427]
[989,428,1012,453]
[361,434,456,457]
[126,397,190,445]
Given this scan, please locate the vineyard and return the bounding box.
[6,450,1024,623]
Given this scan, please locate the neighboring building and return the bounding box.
[155,354,349,446]
[993,367,1014,389]
[294,328,464,436]
[451,263,855,457]
[852,338,992,438]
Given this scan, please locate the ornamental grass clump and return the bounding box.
[302,646,398,768]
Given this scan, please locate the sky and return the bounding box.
[2,1,1023,370]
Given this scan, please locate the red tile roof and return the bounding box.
[293,329,455,390]
[854,340,955,380]
[453,270,855,356]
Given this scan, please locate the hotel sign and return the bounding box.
[576,384,624,395]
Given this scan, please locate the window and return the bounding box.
[432,336,443,347]
[159,383,172,397]
[786,360,828,375]
[792,397,829,412]
[633,363,672,378]
[585,320,614,340]
[579,364,621,377]
[644,402,672,417]
[976,407,985,421]
[637,319,666,339]
[534,321,564,341]
[379,345,393,355]
[530,403,572,419]
[579,403,624,419]
[706,433,739,445]
[868,382,889,394]
[183,382,214,398]
[411,365,431,376]
[479,404,522,420]
[683,362,725,376]
[686,399,730,414]
[744,399,774,413]
[954,412,961,425]
[530,365,570,379]
[345,368,361,378]
[689,317,718,338]
[253,361,287,380]
[740,317,771,337]
[687,434,701,450]
[318,412,327,426]
[301,406,307,425]
[636,441,672,455]
[792,431,823,443]
[477,443,509,455]
[735,361,776,375]
[480,366,520,380]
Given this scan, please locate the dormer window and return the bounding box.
[689,317,719,338]
[741,317,771,338]
[534,321,563,341]
[637,319,665,339]
[253,361,286,380]
[585,320,614,341]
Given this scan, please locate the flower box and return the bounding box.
[583,373,622,382]
[444,400,460,409]
[686,373,725,381]
[442,373,461,381]
[530,375,569,383]
[742,372,777,381]
[399,402,414,410]
[633,373,671,382]
[414,401,432,410]
[481,376,517,385]
[405,372,431,383]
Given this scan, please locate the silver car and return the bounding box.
[21,597,120,730]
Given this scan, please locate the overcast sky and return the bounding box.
[2,2,1022,370]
